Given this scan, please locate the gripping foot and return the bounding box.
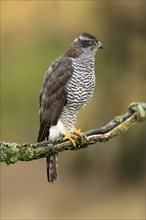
[63,127,85,146]
[63,132,77,146]
[73,126,84,138]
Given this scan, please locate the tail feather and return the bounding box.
[37,125,58,183]
[46,153,58,182]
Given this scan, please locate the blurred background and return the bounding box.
[1,1,145,219]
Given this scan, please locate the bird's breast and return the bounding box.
[67,57,96,108]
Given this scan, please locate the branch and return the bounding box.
[0,102,146,165]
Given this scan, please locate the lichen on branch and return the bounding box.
[0,102,146,165]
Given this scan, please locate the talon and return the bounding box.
[63,132,77,146]
[73,126,84,138]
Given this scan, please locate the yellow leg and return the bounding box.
[63,127,85,146]
[73,126,84,138]
[63,132,77,146]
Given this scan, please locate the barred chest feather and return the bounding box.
[66,56,96,108]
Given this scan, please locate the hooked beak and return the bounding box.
[97,41,103,49]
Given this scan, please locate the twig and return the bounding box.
[0,102,145,165]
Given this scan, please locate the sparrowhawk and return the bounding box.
[37,32,103,183]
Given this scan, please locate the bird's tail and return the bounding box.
[46,153,58,183]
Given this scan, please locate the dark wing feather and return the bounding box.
[37,56,73,142]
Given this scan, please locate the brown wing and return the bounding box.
[37,57,73,142]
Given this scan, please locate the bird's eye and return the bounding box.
[89,40,94,45]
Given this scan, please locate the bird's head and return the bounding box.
[65,32,103,58]
[75,32,103,56]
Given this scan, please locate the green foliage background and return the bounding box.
[1,1,145,219]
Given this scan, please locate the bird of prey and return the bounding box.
[37,32,103,183]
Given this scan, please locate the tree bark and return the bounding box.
[0,102,145,165]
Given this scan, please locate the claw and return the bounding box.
[63,132,77,146]
[73,126,84,138]
[63,127,86,146]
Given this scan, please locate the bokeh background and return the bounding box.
[1,1,145,219]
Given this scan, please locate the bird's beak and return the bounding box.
[97,41,103,49]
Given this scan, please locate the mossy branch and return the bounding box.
[0,102,146,165]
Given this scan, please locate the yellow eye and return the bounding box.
[89,40,94,45]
